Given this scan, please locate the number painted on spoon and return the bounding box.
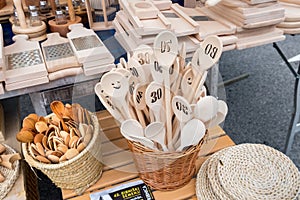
[150,88,162,103]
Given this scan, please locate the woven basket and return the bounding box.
[127,134,206,191]
[0,144,20,200]
[22,112,103,194]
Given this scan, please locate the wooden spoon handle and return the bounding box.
[13,0,27,29]
[49,0,56,15]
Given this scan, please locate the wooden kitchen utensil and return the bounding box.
[41,33,81,73]
[67,23,114,63]
[4,35,48,85]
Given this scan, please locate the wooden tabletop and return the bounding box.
[62,110,235,200]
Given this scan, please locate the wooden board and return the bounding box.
[119,0,170,35]
[208,4,284,27]
[280,27,300,34]
[48,67,83,81]
[41,33,81,73]
[242,0,277,5]
[279,0,300,6]
[82,56,115,69]
[279,2,300,22]
[277,21,300,28]
[236,28,285,49]
[61,110,236,199]
[176,5,236,40]
[67,23,114,63]
[161,4,200,37]
[83,63,115,76]
[4,35,48,84]
[5,76,49,91]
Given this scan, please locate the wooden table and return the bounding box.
[2,98,39,200]
[61,110,235,200]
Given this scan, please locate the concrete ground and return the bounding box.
[16,34,300,199]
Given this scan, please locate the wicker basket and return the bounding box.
[22,112,103,194]
[0,144,20,200]
[127,134,206,191]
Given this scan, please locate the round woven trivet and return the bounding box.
[196,156,221,200]
[0,144,20,200]
[207,148,232,200]
[217,143,300,200]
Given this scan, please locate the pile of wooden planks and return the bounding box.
[277,0,300,34]
[204,0,285,49]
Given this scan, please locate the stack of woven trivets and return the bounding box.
[204,0,285,49]
[114,0,203,57]
[67,23,115,76]
[277,0,300,34]
[196,143,300,199]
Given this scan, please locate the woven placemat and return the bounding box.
[207,149,231,200]
[196,156,221,200]
[217,144,300,200]
[0,144,20,199]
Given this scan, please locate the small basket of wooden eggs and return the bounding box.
[17,101,102,193]
[95,31,228,190]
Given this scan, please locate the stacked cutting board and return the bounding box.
[114,0,203,56]
[67,23,115,76]
[0,23,115,93]
[205,0,286,49]
[277,0,300,34]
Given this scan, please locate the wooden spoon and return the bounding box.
[194,96,219,123]
[153,31,178,151]
[145,82,165,123]
[145,122,168,151]
[100,71,133,119]
[176,119,206,152]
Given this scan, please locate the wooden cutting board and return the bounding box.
[209,4,284,25]
[84,63,115,76]
[5,76,49,91]
[41,33,81,73]
[83,56,115,69]
[48,67,83,81]
[4,35,48,84]
[177,5,236,40]
[161,4,200,37]
[208,6,284,28]
[236,27,285,49]
[279,0,300,6]
[115,11,156,45]
[67,23,114,63]
[113,19,138,52]
[277,21,300,28]
[279,27,300,34]
[279,2,300,22]
[241,0,277,5]
[119,0,169,35]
